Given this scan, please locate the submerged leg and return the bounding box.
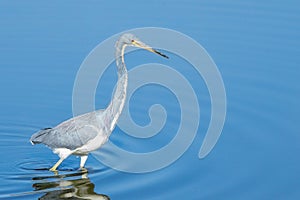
[80,155,88,169]
[50,158,64,171]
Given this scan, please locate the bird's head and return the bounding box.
[120,33,169,59]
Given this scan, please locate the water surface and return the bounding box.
[0,0,299,199]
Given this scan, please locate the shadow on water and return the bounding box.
[0,131,111,199]
[32,171,110,200]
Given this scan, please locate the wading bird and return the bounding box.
[30,34,168,171]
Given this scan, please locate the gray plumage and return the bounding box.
[30,33,168,171]
[30,110,105,150]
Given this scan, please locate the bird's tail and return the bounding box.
[30,128,52,145]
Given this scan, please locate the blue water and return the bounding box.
[0,0,299,199]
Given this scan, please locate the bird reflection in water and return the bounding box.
[32,171,110,200]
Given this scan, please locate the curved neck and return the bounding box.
[105,41,128,131]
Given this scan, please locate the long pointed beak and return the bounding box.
[133,41,169,59]
[146,47,169,59]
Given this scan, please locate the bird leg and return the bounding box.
[80,155,88,169]
[50,148,74,171]
[49,158,64,171]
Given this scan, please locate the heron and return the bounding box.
[30,33,168,171]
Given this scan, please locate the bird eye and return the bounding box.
[131,40,135,43]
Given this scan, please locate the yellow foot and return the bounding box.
[49,167,58,172]
[79,167,88,172]
[49,158,64,172]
